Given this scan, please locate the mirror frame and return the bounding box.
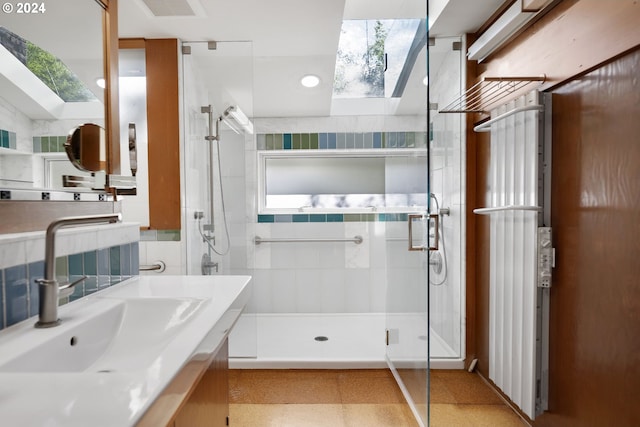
[99,0,121,179]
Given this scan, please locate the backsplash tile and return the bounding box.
[0,241,140,330]
[4,265,27,327]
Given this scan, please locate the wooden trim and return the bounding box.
[119,38,146,49]
[477,0,640,91]
[103,0,120,175]
[144,39,181,230]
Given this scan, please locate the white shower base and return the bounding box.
[229,313,463,369]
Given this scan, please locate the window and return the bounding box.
[258,150,427,213]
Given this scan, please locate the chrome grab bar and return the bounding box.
[254,236,363,245]
[139,261,166,273]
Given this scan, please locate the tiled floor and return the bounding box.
[229,369,529,427]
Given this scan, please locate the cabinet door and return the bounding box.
[174,339,229,427]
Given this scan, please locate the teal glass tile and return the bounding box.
[373,132,382,148]
[258,214,275,223]
[397,213,408,221]
[157,230,181,241]
[346,133,355,149]
[283,133,292,149]
[326,214,343,222]
[344,214,361,222]
[84,276,98,295]
[387,132,397,148]
[301,133,309,149]
[0,130,8,148]
[110,246,121,276]
[131,242,139,273]
[68,253,84,275]
[55,256,68,277]
[336,133,346,149]
[275,214,292,223]
[406,132,416,148]
[354,133,364,149]
[309,214,326,223]
[41,136,50,152]
[417,132,428,147]
[273,134,283,149]
[292,214,309,223]
[69,276,85,301]
[60,136,67,151]
[140,230,158,241]
[28,261,44,317]
[97,248,109,276]
[310,133,319,149]
[257,134,266,150]
[9,132,16,149]
[328,133,337,149]
[84,250,97,275]
[364,133,373,148]
[378,213,388,222]
[5,265,28,326]
[397,132,406,148]
[121,244,131,276]
[32,136,41,153]
[319,133,328,149]
[292,134,301,149]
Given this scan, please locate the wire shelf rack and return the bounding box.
[438,76,546,114]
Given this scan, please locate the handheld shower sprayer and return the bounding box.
[429,193,449,286]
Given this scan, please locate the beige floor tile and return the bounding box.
[230,404,345,427]
[430,403,528,427]
[343,404,420,427]
[230,376,341,404]
[338,376,406,404]
[430,370,503,405]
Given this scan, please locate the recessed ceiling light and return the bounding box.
[96,78,106,89]
[300,74,320,88]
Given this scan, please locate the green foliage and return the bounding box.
[26,42,95,102]
[361,20,387,96]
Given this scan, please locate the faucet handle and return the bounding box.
[58,275,88,299]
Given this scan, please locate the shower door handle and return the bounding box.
[408,214,439,251]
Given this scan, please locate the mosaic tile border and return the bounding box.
[33,135,68,153]
[0,241,139,330]
[0,129,17,150]
[139,229,181,242]
[257,132,428,151]
[258,213,409,223]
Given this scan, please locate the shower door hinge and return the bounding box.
[386,329,389,346]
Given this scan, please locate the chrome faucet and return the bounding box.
[35,213,122,328]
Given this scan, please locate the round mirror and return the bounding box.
[64,123,106,173]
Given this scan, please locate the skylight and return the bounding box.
[0,26,97,103]
[333,19,424,99]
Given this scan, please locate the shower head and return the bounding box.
[221,105,254,134]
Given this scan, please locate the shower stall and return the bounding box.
[179,9,466,427]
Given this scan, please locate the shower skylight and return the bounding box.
[333,19,424,99]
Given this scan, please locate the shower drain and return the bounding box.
[314,336,329,342]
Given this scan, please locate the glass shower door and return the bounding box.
[384,4,430,425]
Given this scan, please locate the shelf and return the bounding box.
[473,205,541,215]
[439,76,545,114]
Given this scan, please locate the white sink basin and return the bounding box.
[0,274,252,427]
[0,297,207,373]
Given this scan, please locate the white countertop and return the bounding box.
[0,274,252,426]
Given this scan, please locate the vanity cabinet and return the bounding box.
[137,338,230,427]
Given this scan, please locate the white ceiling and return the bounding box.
[118,0,505,119]
[1,0,504,121]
